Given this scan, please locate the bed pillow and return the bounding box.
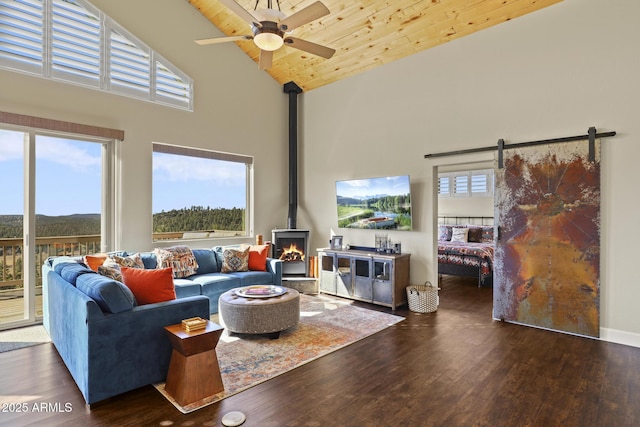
[467,226,483,243]
[480,226,495,243]
[438,225,452,241]
[120,267,176,305]
[450,227,469,243]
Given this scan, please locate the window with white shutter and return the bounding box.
[0,0,43,73]
[438,169,494,198]
[0,0,193,111]
[454,174,469,197]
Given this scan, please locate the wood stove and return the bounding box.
[272,229,309,277]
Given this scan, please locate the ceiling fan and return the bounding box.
[195,0,335,70]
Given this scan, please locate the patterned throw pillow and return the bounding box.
[450,227,469,243]
[154,245,199,278]
[438,225,452,241]
[467,226,483,243]
[221,247,250,273]
[480,226,495,243]
[98,265,123,282]
[107,253,145,269]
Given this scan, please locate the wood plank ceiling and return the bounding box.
[187,0,563,92]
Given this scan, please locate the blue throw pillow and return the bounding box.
[193,248,219,274]
[52,256,81,272]
[58,263,95,286]
[76,273,136,314]
[138,252,158,269]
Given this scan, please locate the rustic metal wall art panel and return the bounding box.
[493,139,600,337]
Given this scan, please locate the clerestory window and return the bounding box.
[0,0,193,110]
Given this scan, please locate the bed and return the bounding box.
[437,217,495,287]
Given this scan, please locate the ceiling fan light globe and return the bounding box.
[254,32,283,51]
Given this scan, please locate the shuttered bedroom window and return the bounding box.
[438,169,494,198]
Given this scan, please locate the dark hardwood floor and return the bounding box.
[2,276,639,426]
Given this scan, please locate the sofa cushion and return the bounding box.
[120,267,176,305]
[229,270,275,287]
[248,244,269,271]
[154,246,199,278]
[189,273,242,288]
[57,263,94,286]
[173,279,203,299]
[221,247,249,273]
[192,248,219,274]
[76,273,136,314]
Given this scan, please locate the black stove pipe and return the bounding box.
[283,81,302,229]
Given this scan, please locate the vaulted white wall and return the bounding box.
[301,0,640,345]
[0,0,290,251]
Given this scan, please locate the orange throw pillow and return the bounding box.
[120,267,176,305]
[248,244,269,271]
[84,253,108,271]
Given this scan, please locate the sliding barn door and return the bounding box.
[493,139,601,337]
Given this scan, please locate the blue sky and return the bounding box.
[0,130,246,216]
[336,175,411,199]
[152,152,246,213]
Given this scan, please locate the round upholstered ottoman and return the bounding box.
[218,288,300,338]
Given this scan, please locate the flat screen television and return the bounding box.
[336,175,412,231]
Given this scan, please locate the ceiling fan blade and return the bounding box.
[279,1,330,31]
[194,35,252,45]
[218,0,260,27]
[259,50,273,70]
[284,36,335,59]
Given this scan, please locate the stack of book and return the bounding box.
[181,317,207,332]
[244,287,273,295]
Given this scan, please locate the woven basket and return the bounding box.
[406,281,439,313]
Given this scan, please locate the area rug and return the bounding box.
[0,325,51,353]
[155,294,404,413]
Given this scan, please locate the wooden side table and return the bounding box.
[164,320,224,406]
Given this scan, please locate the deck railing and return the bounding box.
[0,235,102,297]
[0,230,246,299]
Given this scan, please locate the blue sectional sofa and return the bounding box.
[42,246,282,405]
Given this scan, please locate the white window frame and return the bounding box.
[438,169,494,198]
[0,0,193,111]
[0,123,117,329]
[152,143,254,242]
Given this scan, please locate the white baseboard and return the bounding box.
[600,328,640,348]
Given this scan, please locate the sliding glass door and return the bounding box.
[0,129,113,329]
[0,130,26,326]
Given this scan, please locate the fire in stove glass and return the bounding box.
[279,243,305,262]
